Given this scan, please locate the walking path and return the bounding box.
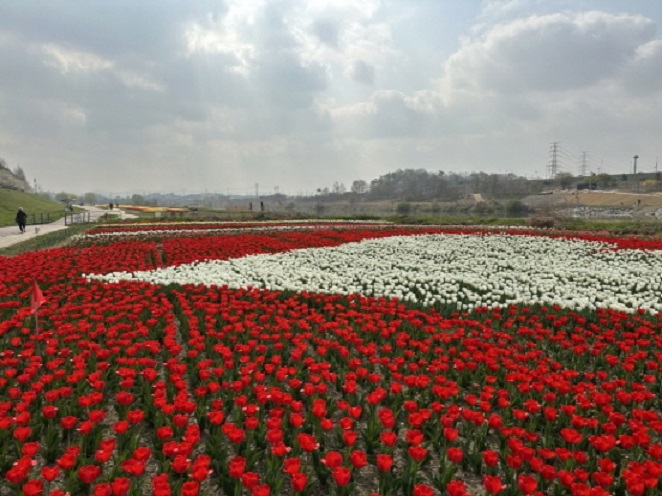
[0,205,137,250]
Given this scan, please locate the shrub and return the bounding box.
[505,200,529,217]
[395,202,412,215]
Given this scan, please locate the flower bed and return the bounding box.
[0,225,661,496]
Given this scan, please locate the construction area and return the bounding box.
[523,190,662,220]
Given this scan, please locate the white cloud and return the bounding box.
[183,14,256,76]
[621,40,662,95]
[1,2,661,194]
[442,11,656,96]
[347,59,375,85]
[41,44,112,74]
[310,18,340,47]
[40,42,165,93]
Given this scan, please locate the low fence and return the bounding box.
[27,213,52,225]
[64,211,92,225]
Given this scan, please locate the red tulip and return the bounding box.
[349,450,368,469]
[282,458,301,474]
[483,475,504,494]
[446,480,467,496]
[181,481,199,496]
[11,426,31,442]
[322,451,343,469]
[412,483,435,496]
[517,474,538,495]
[408,446,427,462]
[376,454,393,472]
[380,430,398,447]
[342,430,358,446]
[406,429,425,445]
[251,484,271,496]
[443,427,459,442]
[447,447,463,464]
[78,465,102,485]
[332,467,351,486]
[21,479,44,496]
[297,433,319,452]
[291,472,307,492]
[228,456,246,479]
[560,428,583,445]
[110,477,131,496]
[115,391,134,406]
[170,455,189,474]
[92,483,112,496]
[41,465,60,482]
[242,472,260,490]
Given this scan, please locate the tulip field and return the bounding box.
[1,220,661,496]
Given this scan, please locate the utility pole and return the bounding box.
[633,155,639,175]
[548,142,559,178]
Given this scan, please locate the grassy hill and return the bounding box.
[0,188,66,226]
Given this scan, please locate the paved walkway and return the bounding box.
[0,206,137,250]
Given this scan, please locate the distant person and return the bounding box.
[16,207,27,233]
[109,202,114,210]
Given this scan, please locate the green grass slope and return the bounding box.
[0,188,66,226]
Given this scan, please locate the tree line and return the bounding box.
[320,169,541,202]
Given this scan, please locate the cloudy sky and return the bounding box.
[1,1,661,196]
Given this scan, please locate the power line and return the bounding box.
[546,142,624,177]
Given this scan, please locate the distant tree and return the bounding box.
[370,169,439,200]
[555,173,574,190]
[0,157,8,170]
[12,165,26,181]
[332,182,346,195]
[594,173,616,189]
[469,172,491,197]
[430,172,449,199]
[83,192,97,205]
[131,194,145,205]
[351,180,368,194]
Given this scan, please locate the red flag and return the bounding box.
[30,280,46,314]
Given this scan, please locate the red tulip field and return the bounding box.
[1,221,661,495]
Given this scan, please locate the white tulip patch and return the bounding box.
[88,233,662,313]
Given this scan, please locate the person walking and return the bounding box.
[16,207,27,233]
